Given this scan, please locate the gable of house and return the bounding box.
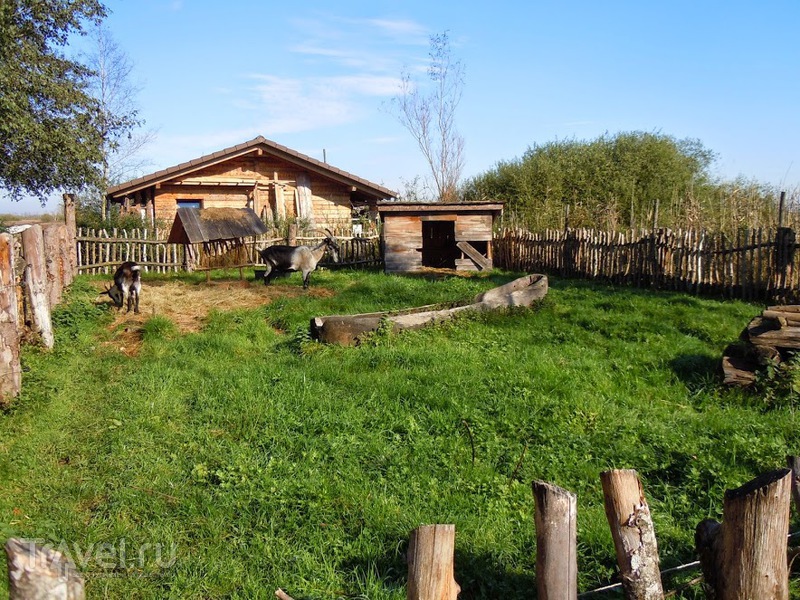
[107,136,397,229]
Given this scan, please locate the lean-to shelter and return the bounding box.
[167,207,268,275]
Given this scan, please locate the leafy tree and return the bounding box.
[392,32,465,202]
[463,131,724,229]
[0,0,130,206]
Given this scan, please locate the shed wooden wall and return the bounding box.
[382,211,496,273]
[147,155,352,226]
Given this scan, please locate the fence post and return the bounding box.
[601,469,664,600]
[21,225,54,349]
[774,227,795,298]
[407,524,460,600]
[6,538,85,599]
[786,456,800,515]
[695,468,791,600]
[532,480,577,599]
[42,223,65,307]
[0,233,21,404]
[62,193,77,280]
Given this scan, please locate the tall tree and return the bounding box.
[0,0,123,206]
[82,25,153,220]
[392,32,465,203]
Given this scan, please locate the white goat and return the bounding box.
[259,230,340,289]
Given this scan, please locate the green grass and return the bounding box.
[1,269,797,598]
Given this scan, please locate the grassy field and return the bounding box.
[1,267,797,598]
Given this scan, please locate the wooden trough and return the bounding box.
[310,274,548,345]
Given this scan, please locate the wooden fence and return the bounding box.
[495,226,799,302]
[75,228,382,274]
[7,461,800,599]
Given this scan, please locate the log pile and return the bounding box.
[722,305,800,386]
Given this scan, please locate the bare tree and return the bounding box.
[393,32,465,203]
[83,25,155,219]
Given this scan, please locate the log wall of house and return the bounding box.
[141,155,352,227]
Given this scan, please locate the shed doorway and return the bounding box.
[422,221,456,269]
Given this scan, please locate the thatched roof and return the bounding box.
[166,207,268,244]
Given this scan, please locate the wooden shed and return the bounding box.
[108,136,397,230]
[378,202,504,273]
[167,207,268,275]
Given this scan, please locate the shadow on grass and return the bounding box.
[339,544,536,600]
[669,353,722,392]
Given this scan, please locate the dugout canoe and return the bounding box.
[310,273,548,346]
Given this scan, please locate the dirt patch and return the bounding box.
[92,278,334,337]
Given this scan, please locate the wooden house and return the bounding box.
[378,202,504,273]
[107,136,397,230]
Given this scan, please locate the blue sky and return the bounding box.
[5,0,800,214]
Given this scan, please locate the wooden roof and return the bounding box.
[166,207,269,244]
[108,135,397,200]
[377,201,504,214]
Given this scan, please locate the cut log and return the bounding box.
[721,342,780,386]
[600,469,664,600]
[762,310,800,327]
[407,524,460,600]
[767,305,800,313]
[6,538,84,600]
[695,468,791,600]
[532,481,577,599]
[745,317,800,349]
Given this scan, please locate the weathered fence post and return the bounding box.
[0,233,21,404]
[407,524,460,600]
[62,193,77,281]
[532,480,577,599]
[21,225,54,349]
[6,538,85,599]
[288,223,298,246]
[786,456,800,515]
[42,223,65,307]
[601,469,664,600]
[695,468,791,600]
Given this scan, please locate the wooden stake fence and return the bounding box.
[496,227,800,302]
[75,228,383,274]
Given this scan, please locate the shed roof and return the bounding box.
[166,207,269,244]
[377,201,504,214]
[109,135,397,200]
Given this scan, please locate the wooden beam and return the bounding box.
[456,241,491,271]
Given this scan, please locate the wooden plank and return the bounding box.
[456,241,491,270]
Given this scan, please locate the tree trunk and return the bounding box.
[532,480,577,599]
[0,233,21,404]
[21,225,54,349]
[600,469,664,600]
[407,524,460,600]
[6,538,85,600]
